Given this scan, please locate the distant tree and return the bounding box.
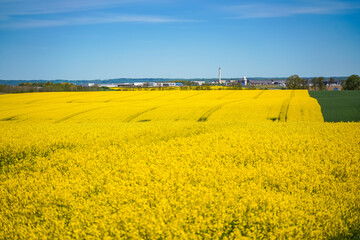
[311,77,317,89]
[19,82,33,87]
[311,77,325,90]
[328,77,335,90]
[1,81,111,93]
[329,77,335,85]
[0,84,6,92]
[286,75,308,89]
[342,75,360,90]
[301,78,309,89]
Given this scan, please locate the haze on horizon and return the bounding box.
[0,0,359,80]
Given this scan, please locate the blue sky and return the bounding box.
[0,0,359,80]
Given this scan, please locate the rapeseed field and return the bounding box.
[1,90,359,239]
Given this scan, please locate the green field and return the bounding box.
[309,91,360,122]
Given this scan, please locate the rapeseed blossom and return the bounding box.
[0,90,359,239]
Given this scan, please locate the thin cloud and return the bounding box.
[0,0,144,16]
[224,0,360,19]
[0,14,189,29]
[0,0,191,29]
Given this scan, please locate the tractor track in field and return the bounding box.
[103,92,151,103]
[182,92,205,100]
[0,115,20,121]
[0,105,88,121]
[55,107,105,123]
[124,107,158,123]
[253,90,266,99]
[197,104,224,122]
[217,91,236,100]
[197,100,241,122]
[278,90,295,122]
[26,100,39,104]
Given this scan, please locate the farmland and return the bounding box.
[1,90,360,239]
[0,90,323,123]
[309,91,360,122]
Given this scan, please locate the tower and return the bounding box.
[219,67,221,83]
[244,76,247,86]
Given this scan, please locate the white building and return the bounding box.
[133,82,145,87]
[218,67,227,84]
[98,84,117,87]
[219,67,221,83]
[117,83,132,87]
[193,81,206,86]
[82,83,95,87]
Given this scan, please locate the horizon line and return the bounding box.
[0,76,351,81]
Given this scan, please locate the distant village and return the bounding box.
[83,77,342,89]
[0,67,345,93]
[80,67,342,89]
[83,76,287,88]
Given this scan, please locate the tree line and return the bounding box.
[1,76,359,93]
[286,74,360,90]
[0,82,110,93]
